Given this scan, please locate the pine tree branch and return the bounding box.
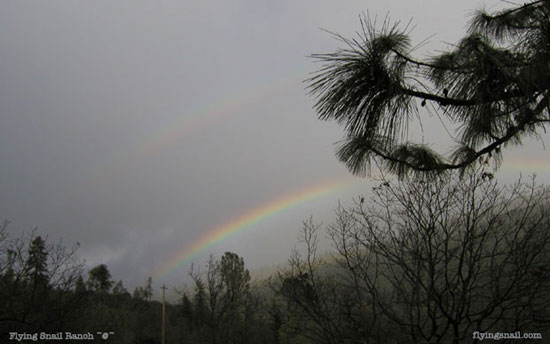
[370,94,549,173]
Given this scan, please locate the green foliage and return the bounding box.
[112,280,125,295]
[26,236,48,286]
[87,264,113,293]
[308,0,550,177]
[144,276,153,301]
[133,277,154,301]
[219,252,251,304]
[182,252,276,344]
[0,229,278,343]
[7,180,548,344]
[0,226,85,334]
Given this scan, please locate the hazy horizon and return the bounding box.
[1,0,548,296]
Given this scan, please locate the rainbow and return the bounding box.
[153,179,358,277]
[58,73,305,211]
[501,158,550,173]
[152,156,550,278]
[86,73,304,183]
[125,76,297,160]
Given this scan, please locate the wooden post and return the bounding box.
[161,284,167,344]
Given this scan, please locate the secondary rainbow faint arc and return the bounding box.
[153,179,358,277]
[114,74,302,168]
[77,73,304,191]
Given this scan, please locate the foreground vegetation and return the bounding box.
[308,0,550,176]
[1,169,549,343]
[2,1,549,342]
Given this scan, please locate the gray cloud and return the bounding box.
[1,0,546,290]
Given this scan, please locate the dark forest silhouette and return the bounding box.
[2,1,550,343]
[2,168,549,343]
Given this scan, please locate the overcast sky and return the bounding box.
[1,0,548,295]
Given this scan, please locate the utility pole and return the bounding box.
[161,284,167,344]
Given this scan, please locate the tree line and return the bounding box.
[1,168,549,343]
[2,0,550,342]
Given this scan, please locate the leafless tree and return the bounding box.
[0,226,84,332]
[277,170,550,343]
